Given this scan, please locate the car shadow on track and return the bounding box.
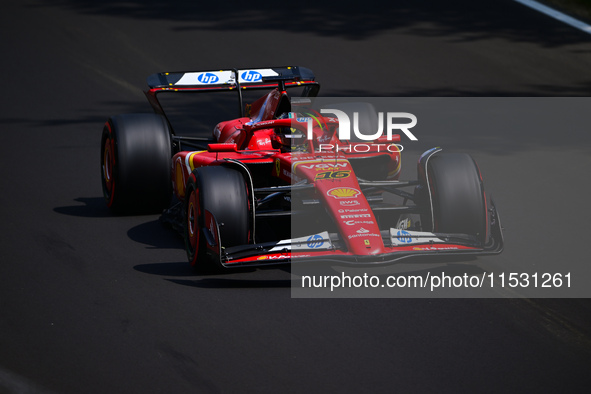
[135,262,295,288]
[53,197,112,218]
[149,258,487,290]
[166,277,295,289]
[134,262,196,277]
[160,260,488,290]
[127,219,184,250]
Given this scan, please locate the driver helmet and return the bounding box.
[275,112,308,151]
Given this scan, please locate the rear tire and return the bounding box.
[184,166,251,271]
[100,114,172,214]
[423,153,487,243]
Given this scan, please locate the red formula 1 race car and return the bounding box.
[100,66,503,271]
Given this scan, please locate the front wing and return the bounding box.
[218,200,504,268]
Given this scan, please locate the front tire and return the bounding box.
[422,152,487,243]
[100,113,172,214]
[184,166,251,271]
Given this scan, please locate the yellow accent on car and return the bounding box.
[328,188,358,198]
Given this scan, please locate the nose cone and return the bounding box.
[293,155,385,256]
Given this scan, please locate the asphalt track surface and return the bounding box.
[2,0,591,392]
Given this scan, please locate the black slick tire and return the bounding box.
[424,153,487,243]
[100,113,172,214]
[184,166,250,272]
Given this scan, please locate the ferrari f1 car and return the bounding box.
[100,66,503,270]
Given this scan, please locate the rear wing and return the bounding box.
[144,66,320,120]
[147,66,316,89]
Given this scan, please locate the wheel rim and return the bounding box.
[102,137,115,206]
[103,140,112,189]
[187,186,200,264]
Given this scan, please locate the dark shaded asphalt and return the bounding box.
[1,1,591,392]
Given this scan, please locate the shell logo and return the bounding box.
[327,187,361,199]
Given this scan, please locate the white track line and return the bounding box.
[514,0,591,34]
